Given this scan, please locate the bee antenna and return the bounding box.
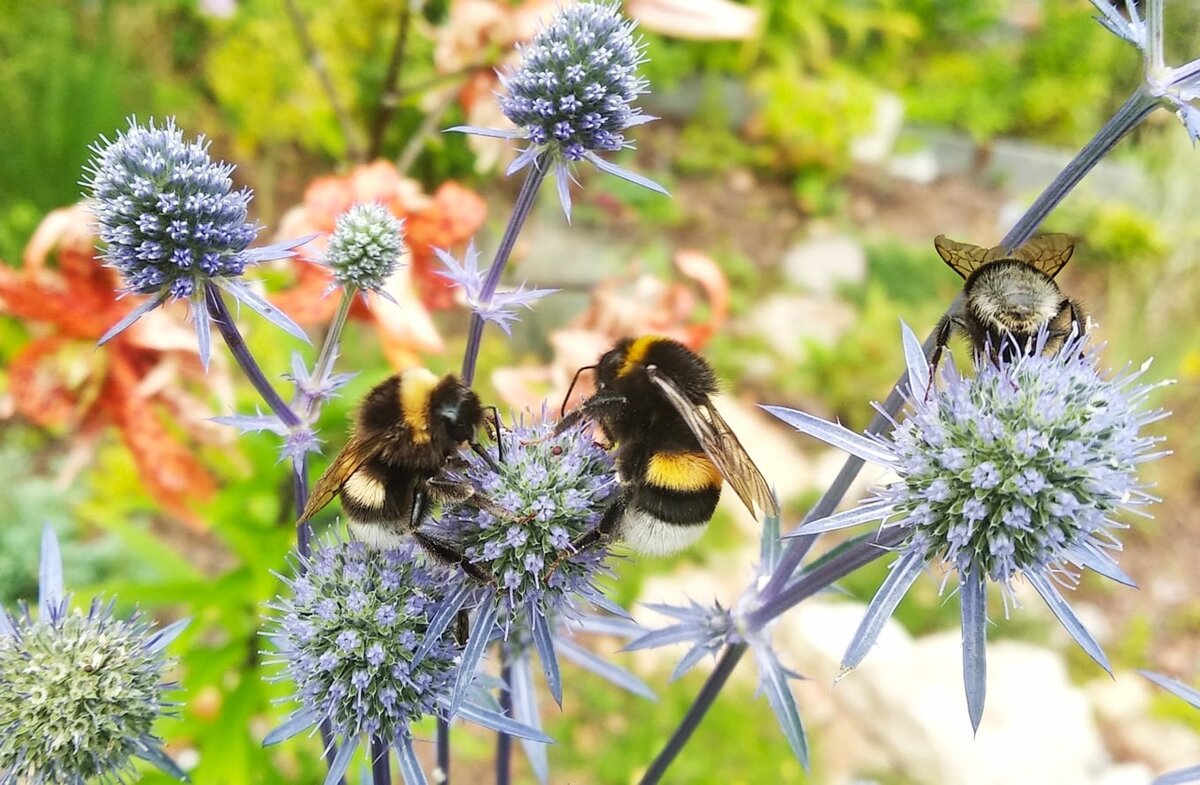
[561,365,596,418]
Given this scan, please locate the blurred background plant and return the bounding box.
[3,0,1200,783]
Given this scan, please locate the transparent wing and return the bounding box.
[298,435,387,523]
[933,235,992,279]
[1011,234,1075,279]
[647,368,779,519]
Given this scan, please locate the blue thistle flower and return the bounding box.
[1092,0,1200,141]
[1142,671,1200,784]
[765,323,1169,731]
[434,242,558,336]
[431,415,620,706]
[0,526,189,784]
[83,117,310,368]
[264,538,549,785]
[322,203,405,296]
[625,514,810,769]
[449,1,667,218]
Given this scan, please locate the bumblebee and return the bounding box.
[556,336,778,557]
[298,368,497,578]
[931,234,1086,372]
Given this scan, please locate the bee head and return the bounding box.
[601,335,717,401]
[431,377,484,443]
[966,261,1064,335]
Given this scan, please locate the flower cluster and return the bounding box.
[768,323,1167,729]
[438,417,618,619]
[0,527,187,784]
[450,1,666,217]
[265,538,548,783]
[265,540,461,746]
[84,117,309,366]
[323,202,406,295]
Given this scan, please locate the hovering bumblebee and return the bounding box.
[931,234,1086,373]
[298,369,498,578]
[556,335,778,557]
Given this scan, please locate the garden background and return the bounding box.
[2,0,1199,783]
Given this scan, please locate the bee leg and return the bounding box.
[542,492,624,582]
[455,608,471,646]
[926,315,954,399]
[552,394,627,437]
[469,440,502,472]
[412,530,495,585]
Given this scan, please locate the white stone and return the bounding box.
[851,93,906,165]
[745,294,856,361]
[1089,676,1200,773]
[781,235,867,296]
[886,149,941,185]
[1095,763,1155,785]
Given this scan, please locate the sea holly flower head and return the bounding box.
[1093,0,1200,141]
[435,241,558,335]
[0,526,188,784]
[264,538,551,785]
[448,1,667,218]
[83,117,310,367]
[432,415,619,706]
[766,322,1169,731]
[323,202,406,296]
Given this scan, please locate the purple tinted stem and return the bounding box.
[460,156,549,386]
[371,736,391,785]
[496,659,514,785]
[437,717,451,784]
[205,283,301,428]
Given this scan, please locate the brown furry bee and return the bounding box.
[298,369,497,576]
[931,234,1086,372]
[557,336,778,557]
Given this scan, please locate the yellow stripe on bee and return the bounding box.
[646,451,722,492]
[618,335,665,377]
[343,472,387,509]
[399,368,439,444]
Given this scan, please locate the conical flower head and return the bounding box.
[324,202,406,294]
[886,332,1162,586]
[0,527,187,784]
[499,1,649,163]
[436,416,618,620]
[266,539,461,743]
[84,117,257,301]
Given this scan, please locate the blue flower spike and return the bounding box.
[448,0,667,220]
[83,117,312,368]
[766,321,1170,730]
[0,525,190,784]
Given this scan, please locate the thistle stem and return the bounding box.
[205,284,301,429]
[371,736,391,785]
[304,288,355,416]
[460,156,550,386]
[436,717,451,784]
[496,659,514,785]
[999,88,1158,251]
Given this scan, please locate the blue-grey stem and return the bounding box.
[495,659,514,785]
[303,288,356,417]
[638,75,1163,785]
[460,156,550,386]
[437,717,450,784]
[371,735,391,785]
[205,283,302,429]
[999,88,1158,251]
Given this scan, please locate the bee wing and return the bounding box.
[933,235,993,279]
[298,435,387,523]
[1010,234,1075,278]
[646,368,780,520]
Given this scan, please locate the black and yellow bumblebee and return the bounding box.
[931,234,1086,373]
[298,368,498,578]
[556,335,778,556]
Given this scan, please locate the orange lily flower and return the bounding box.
[271,160,486,369]
[0,205,227,530]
